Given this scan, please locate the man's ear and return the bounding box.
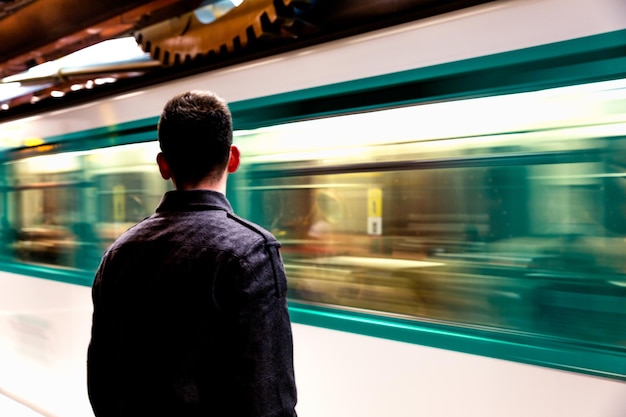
[156,152,172,180]
[227,145,240,173]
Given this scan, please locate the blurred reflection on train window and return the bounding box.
[8,154,83,268]
[235,78,626,348]
[5,141,168,270]
[308,190,345,239]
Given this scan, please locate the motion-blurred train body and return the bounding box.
[1,0,626,415]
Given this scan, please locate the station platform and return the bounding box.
[0,392,46,417]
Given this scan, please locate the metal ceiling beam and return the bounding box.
[136,0,311,66]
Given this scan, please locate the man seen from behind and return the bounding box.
[87,90,298,417]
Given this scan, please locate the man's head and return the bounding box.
[157,90,238,189]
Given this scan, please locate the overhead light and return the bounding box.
[1,104,9,111]
[94,77,116,85]
[0,81,52,103]
[58,37,150,67]
[50,90,65,98]
[2,37,152,85]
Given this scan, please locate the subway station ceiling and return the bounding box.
[0,0,493,120]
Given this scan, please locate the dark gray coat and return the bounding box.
[88,189,297,416]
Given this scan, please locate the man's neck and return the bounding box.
[174,176,227,195]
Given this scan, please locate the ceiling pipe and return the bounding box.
[1,60,163,86]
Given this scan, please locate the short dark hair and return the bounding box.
[157,90,233,185]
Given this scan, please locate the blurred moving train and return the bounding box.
[1,0,626,416]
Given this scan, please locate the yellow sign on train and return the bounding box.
[367,188,382,235]
[368,188,382,217]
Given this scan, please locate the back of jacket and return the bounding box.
[87,190,297,417]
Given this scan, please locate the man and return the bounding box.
[87,90,298,417]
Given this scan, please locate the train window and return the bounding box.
[6,154,85,268]
[234,78,626,348]
[94,172,156,233]
[5,141,169,270]
[87,142,171,246]
[14,186,79,266]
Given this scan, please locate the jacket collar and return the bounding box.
[155,189,233,213]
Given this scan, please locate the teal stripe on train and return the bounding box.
[229,28,626,130]
[289,301,626,381]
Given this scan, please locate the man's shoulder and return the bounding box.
[226,212,279,246]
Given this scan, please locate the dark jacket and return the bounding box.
[87,189,297,417]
